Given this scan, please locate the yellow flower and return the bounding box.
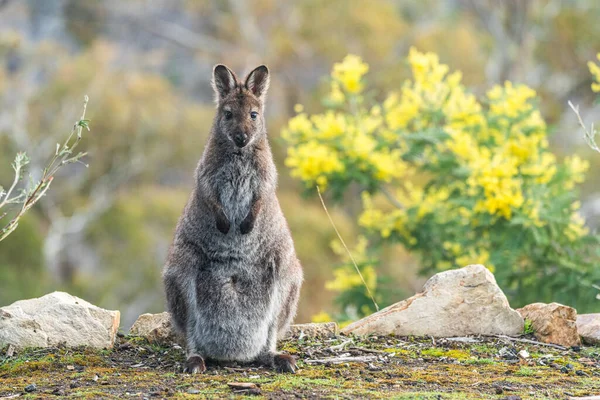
[285,141,344,187]
[588,54,600,93]
[455,248,494,273]
[329,81,345,104]
[565,212,589,241]
[325,265,377,292]
[311,311,333,323]
[332,54,369,94]
[312,111,347,139]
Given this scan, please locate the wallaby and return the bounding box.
[163,64,303,374]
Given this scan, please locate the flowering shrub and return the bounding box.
[589,53,600,94]
[283,49,600,318]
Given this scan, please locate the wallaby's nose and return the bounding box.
[234,133,249,148]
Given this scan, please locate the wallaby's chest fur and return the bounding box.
[214,155,259,225]
[163,64,302,373]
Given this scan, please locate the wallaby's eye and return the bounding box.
[250,111,258,120]
[224,110,233,120]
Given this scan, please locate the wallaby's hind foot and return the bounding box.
[273,353,296,374]
[184,354,206,374]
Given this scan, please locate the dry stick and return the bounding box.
[347,346,389,355]
[305,355,378,365]
[492,335,568,351]
[568,100,600,153]
[316,185,380,312]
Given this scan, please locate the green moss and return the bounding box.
[463,357,495,365]
[514,366,537,376]
[524,318,534,334]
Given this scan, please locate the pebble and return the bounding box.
[187,388,201,394]
[24,384,37,393]
[517,350,529,359]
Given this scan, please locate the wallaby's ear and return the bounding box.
[244,65,270,102]
[212,65,238,102]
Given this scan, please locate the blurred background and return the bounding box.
[0,0,599,329]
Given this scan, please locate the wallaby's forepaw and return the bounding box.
[239,215,254,234]
[216,217,230,234]
[184,355,206,374]
[273,353,296,374]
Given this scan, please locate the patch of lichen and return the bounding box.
[421,347,471,360]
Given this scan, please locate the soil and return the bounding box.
[1,334,599,399]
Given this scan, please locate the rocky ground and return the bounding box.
[1,334,599,399]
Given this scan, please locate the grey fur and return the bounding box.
[163,64,303,374]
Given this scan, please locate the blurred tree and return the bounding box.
[0,36,212,287]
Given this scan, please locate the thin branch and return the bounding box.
[0,96,90,242]
[316,185,380,312]
[380,186,404,209]
[568,100,600,153]
[492,335,568,351]
[304,355,379,365]
[0,153,27,208]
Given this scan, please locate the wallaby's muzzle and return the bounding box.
[234,132,249,148]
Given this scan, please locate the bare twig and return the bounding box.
[446,337,483,344]
[0,96,90,242]
[492,335,568,351]
[305,355,378,365]
[329,339,353,352]
[316,185,380,312]
[347,346,389,355]
[568,100,600,153]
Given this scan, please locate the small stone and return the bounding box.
[187,388,201,394]
[517,303,580,347]
[66,365,75,370]
[24,384,36,393]
[576,370,590,377]
[5,344,15,357]
[499,347,518,360]
[560,366,569,374]
[227,382,262,395]
[228,382,259,390]
[129,312,179,345]
[518,349,529,359]
[342,265,524,337]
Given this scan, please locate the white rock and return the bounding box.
[341,264,524,337]
[0,292,120,349]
